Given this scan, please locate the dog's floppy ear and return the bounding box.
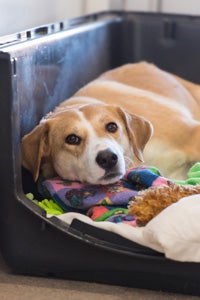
[21,121,50,181]
[117,107,153,162]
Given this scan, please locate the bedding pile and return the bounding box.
[27,163,200,262]
[29,166,170,225]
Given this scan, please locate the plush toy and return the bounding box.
[128,183,200,226]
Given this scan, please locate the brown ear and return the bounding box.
[21,122,50,181]
[117,107,153,162]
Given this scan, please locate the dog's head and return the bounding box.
[21,103,153,184]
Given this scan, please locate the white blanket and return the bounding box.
[53,194,200,262]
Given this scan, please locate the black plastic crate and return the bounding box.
[1,11,200,295]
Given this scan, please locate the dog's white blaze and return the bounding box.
[79,111,126,184]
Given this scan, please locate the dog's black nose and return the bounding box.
[96,149,118,170]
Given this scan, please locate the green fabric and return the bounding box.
[26,193,64,215]
[95,207,128,222]
[173,163,200,185]
[148,166,162,175]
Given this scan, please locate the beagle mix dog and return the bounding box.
[21,62,200,184]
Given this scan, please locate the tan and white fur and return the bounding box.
[21,62,200,183]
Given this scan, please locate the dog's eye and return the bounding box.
[106,122,118,133]
[65,134,81,145]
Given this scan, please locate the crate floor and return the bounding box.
[0,253,198,300]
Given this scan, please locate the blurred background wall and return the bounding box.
[1,0,200,36]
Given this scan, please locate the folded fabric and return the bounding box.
[87,205,137,226]
[33,162,200,227]
[43,166,170,212]
[140,194,200,262]
[25,162,200,262]
[56,194,200,262]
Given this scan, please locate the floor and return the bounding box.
[0,253,200,300]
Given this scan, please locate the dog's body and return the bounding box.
[22,62,200,183]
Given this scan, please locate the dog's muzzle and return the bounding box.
[94,147,125,184]
[96,148,118,170]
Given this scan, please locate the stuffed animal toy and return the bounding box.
[128,183,200,226]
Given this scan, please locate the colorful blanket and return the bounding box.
[27,163,200,227]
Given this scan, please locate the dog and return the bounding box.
[21,61,200,184]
